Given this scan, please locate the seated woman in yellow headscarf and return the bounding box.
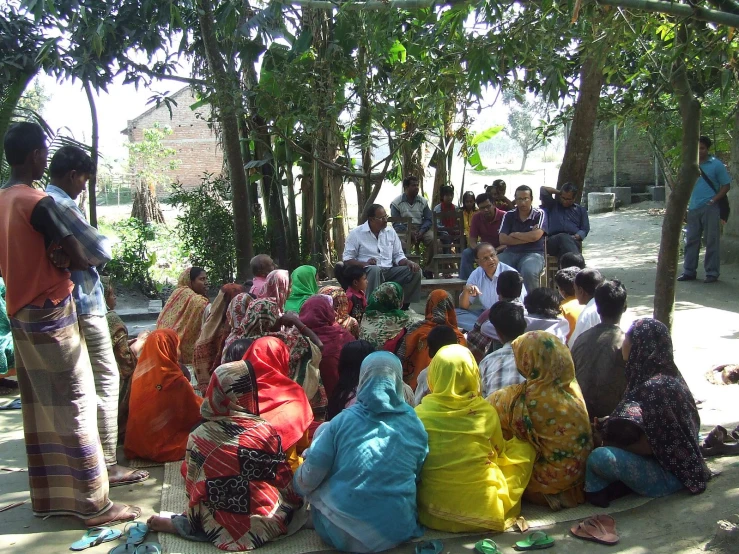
[157,267,210,364]
[489,331,593,511]
[415,344,536,532]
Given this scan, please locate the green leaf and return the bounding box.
[468,147,486,171]
[387,40,407,64]
[470,125,504,146]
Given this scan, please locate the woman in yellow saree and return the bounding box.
[489,331,592,511]
[415,344,535,532]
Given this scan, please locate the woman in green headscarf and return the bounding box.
[359,281,414,352]
[284,265,318,313]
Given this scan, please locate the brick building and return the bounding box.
[122,86,224,191]
[584,123,658,191]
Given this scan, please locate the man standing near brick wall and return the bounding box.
[679,136,731,284]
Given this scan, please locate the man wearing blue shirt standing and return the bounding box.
[678,136,731,283]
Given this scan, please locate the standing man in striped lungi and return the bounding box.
[0,122,140,525]
[47,146,148,487]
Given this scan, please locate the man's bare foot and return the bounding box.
[86,503,141,527]
[108,464,149,487]
[147,515,177,535]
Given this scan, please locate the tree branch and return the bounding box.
[595,0,739,28]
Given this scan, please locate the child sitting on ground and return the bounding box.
[555,267,584,343]
[466,270,524,361]
[334,262,368,323]
[413,325,463,404]
[479,302,527,397]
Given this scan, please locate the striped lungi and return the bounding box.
[12,296,111,518]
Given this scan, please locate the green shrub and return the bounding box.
[104,218,160,298]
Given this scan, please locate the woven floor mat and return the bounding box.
[159,461,652,554]
[124,457,165,469]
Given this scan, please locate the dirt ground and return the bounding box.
[1,203,739,554]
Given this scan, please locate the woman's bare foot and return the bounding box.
[86,503,141,527]
[108,464,149,487]
[147,515,177,535]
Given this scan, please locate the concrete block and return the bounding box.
[587,192,616,214]
[604,186,632,207]
[649,186,666,202]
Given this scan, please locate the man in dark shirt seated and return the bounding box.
[498,185,547,295]
[458,194,506,281]
[539,182,590,262]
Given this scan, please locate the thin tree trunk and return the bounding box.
[556,51,607,201]
[300,169,314,257]
[653,25,701,330]
[520,150,528,172]
[284,143,300,269]
[84,81,99,228]
[197,0,253,278]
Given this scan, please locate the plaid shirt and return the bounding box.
[478,342,525,397]
[46,185,112,316]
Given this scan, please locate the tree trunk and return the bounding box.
[653,26,701,330]
[520,149,528,172]
[0,70,36,176]
[284,144,301,269]
[719,104,739,263]
[300,168,314,258]
[197,0,253,279]
[556,51,607,201]
[84,81,98,228]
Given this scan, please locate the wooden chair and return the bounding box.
[387,216,421,266]
[430,210,465,277]
[539,238,560,288]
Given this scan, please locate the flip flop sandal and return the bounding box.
[514,531,555,550]
[0,398,21,410]
[134,543,162,554]
[70,527,122,551]
[595,513,617,534]
[87,505,142,528]
[570,517,619,545]
[108,544,137,554]
[110,469,150,488]
[415,540,443,554]
[123,522,149,545]
[704,425,729,448]
[474,538,502,554]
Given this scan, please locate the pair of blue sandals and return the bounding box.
[70,522,160,553]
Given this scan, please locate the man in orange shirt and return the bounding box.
[554,267,583,343]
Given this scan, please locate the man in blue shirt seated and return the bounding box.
[678,136,731,284]
[498,185,547,295]
[539,182,590,262]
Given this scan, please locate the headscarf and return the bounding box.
[124,329,203,462]
[156,267,209,364]
[397,290,466,388]
[489,331,592,497]
[356,351,409,415]
[258,269,290,313]
[326,340,376,421]
[193,284,246,389]
[359,282,410,349]
[242,337,313,449]
[221,293,255,360]
[318,285,360,338]
[0,278,15,375]
[186,359,303,551]
[415,344,536,532]
[284,265,318,313]
[606,319,709,493]
[299,295,354,397]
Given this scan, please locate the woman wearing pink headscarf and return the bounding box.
[258,269,290,314]
[299,295,354,397]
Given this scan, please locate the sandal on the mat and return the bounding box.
[110,469,150,488]
[123,522,148,545]
[0,398,21,410]
[474,538,502,554]
[70,527,122,551]
[514,531,555,550]
[108,544,137,554]
[415,539,443,554]
[570,516,619,545]
[134,543,162,554]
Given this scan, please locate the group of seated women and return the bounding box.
[102,264,710,552]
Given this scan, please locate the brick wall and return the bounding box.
[584,123,657,193]
[123,87,225,193]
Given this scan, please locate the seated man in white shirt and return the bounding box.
[567,268,605,348]
[342,204,422,307]
[455,242,526,331]
[413,325,462,405]
[479,301,527,398]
